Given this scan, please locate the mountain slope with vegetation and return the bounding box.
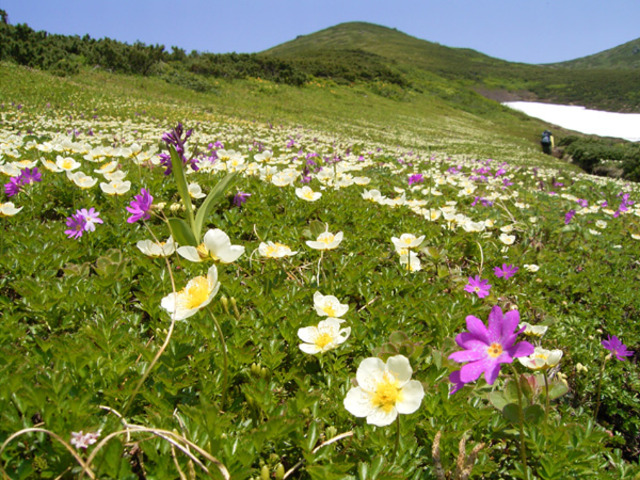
[551,37,640,69]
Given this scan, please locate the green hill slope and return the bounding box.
[262,22,640,112]
[552,37,640,69]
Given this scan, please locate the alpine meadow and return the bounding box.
[1,16,640,480]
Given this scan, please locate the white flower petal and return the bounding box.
[396,380,425,414]
[356,357,385,393]
[343,387,375,418]
[367,407,398,427]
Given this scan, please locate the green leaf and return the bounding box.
[523,404,545,424]
[370,456,385,480]
[168,217,197,246]
[358,462,369,480]
[546,380,570,400]
[488,390,509,411]
[194,172,237,241]
[305,421,319,452]
[502,403,520,424]
[169,146,196,233]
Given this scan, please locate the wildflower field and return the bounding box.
[1,64,640,479]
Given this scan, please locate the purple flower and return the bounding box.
[494,263,518,280]
[159,123,197,175]
[126,188,154,223]
[464,275,492,299]
[4,177,21,197]
[448,306,534,391]
[564,209,576,224]
[65,213,87,239]
[602,335,634,361]
[408,173,424,186]
[232,191,251,207]
[19,167,41,185]
[77,208,103,232]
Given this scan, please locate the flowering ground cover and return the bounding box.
[1,67,640,479]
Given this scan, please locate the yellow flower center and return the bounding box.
[304,190,315,199]
[196,243,219,261]
[181,276,210,310]
[372,374,402,413]
[62,159,73,169]
[402,237,414,245]
[314,332,333,349]
[487,343,503,358]
[322,305,336,317]
[319,234,335,245]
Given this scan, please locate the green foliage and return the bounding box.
[559,135,640,179]
[1,44,640,480]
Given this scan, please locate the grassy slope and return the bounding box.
[0,61,579,173]
[263,22,640,112]
[552,37,640,69]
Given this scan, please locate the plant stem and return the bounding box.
[122,223,178,417]
[510,365,529,479]
[209,309,229,411]
[543,371,550,423]
[593,352,608,421]
[392,415,401,464]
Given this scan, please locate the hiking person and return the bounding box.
[541,130,554,155]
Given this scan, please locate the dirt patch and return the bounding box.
[475,87,538,103]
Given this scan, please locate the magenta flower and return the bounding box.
[65,213,87,239]
[4,177,21,197]
[126,188,153,223]
[232,191,251,207]
[602,335,634,361]
[408,173,424,186]
[19,167,41,185]
[464,275,492,298]
[494,263,518,279]
[449,306,534,391]
[77,208,103,232]
[564,209,576,224]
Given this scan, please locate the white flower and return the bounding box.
[519,322,548,338]
[523,264,540,272]
[188,182,207,199]
[259,241,298,258]
[67,171,98,189]
[70,430,101,450]
[0,202,23,216]
[306,228,343,251]
[344,355,425,427]
[100,180,131,195]
[295,186,322,202]
[177,229,244,263]
[313,291,349,318]
[391,233,425,253]
[160,264,220,321]
[362,189,382,202]
[399,253,422,272]
[55,155,81,172]
[94,161,118,175]
[595,220,607,229]
[498,233,516,245]
[298,318,350,354]
[137,237,177,257]
[518,347,563,370]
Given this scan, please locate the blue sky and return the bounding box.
[2,0,638,64]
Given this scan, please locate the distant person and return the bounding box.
[540,130,554,155]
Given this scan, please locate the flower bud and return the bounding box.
[260,465,270,480]
[221,296,230,315]
[275,463,285,480]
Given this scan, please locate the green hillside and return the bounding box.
[552,37,640,69]
[262,22,640,112]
